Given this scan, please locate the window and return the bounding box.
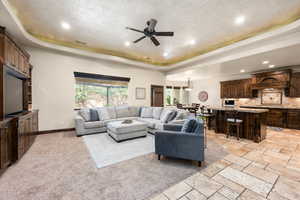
[74,72,129,108]
[165,87,173,106]
[173,87,181,105]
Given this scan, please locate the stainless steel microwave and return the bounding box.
[224,100,235,107]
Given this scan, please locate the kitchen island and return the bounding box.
[212,107,269,142]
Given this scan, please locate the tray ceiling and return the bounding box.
[6,0,300,66]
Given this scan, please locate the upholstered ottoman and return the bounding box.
[107,120,148,142]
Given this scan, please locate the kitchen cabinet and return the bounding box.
[0,119,14,175]
[286,110,300,130]
[0,26,30,78]
[288,72,300,97]
[220,79,256,98]
[266,109,284,127]
[241,106,300,130]
[16,111,38,160]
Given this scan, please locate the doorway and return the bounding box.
[151,85,164,107]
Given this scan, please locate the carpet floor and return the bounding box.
[0,131,228,200]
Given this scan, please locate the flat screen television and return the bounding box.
[5,73,23,116]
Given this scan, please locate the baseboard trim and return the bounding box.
[37,128,75,135]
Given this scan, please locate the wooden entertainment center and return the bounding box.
[0,26,38,175]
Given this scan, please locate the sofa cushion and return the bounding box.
[152,107,163,120]
[141,107,153,118]
[128,106,140,117]
[115,106,130,118]
[175,109,189,120]
[181,119,197,133]
[160,109,174,123]
[78,108,90,121]
[107,106,117,119]
[96,107,110,121]
[84,121,105,129]
[139,118,159,129]
[90,109,99,121]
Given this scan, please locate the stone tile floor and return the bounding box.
[150,128,300,200]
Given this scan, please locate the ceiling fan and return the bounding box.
[126,19,174,46]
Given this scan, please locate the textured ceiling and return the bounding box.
[6,0,300,66]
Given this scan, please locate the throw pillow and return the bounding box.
[141,107,153,118]
[160,110,173,123]
[181,119,197,133]
[79,108,90,121]
[160,108,174,120]
[96,107,110,121]
[166,111,177,123]
[89,109,99,121]
[152,107,163,120]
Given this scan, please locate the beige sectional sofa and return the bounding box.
[75,106,189,136]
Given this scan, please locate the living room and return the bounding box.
[1,0,300,200]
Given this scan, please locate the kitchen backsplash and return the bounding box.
[224,90,300,108]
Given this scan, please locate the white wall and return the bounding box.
[189,74,250,107]
[28,47,165,131]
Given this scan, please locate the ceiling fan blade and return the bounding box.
[150,36,160,46]
[148,19,157,32]
[154,32,174,36]
[133,36,146,43]
[125,27,144,34]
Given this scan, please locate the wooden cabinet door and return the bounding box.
[287,110,300,130]
[4,37,10,65]
[267,109,284,127]
[289,73,300,97]
[18,119,26,159]
[18,53,24,74]
[221,79,254,99]
[0,122,10,169]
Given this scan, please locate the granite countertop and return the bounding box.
[240,105,300,110]
[211,107,269,113]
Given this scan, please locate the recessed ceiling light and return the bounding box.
[185,70,193,75]
[189,40,196,45]
[124,41,131,47]
[269,65,275,68]
[163,52,169,57]
[262,61,269,64]
[240,69,245,73]
[235,16,245,25]
[61,21,71,30]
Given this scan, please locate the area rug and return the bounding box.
[83,133,154,168]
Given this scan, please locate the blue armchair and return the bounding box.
[155,120,205,166]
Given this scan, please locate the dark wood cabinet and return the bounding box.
[221,79,256,99]
[0,119,14,174]
[241,106,300,130]
[286,110,300,130]
[213,109,267,142]
[15,111,38,160]
[266,109,284,127]
[0,26,30,78]
[288,72,300,97]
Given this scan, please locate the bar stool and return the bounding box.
[225,110,243,140]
